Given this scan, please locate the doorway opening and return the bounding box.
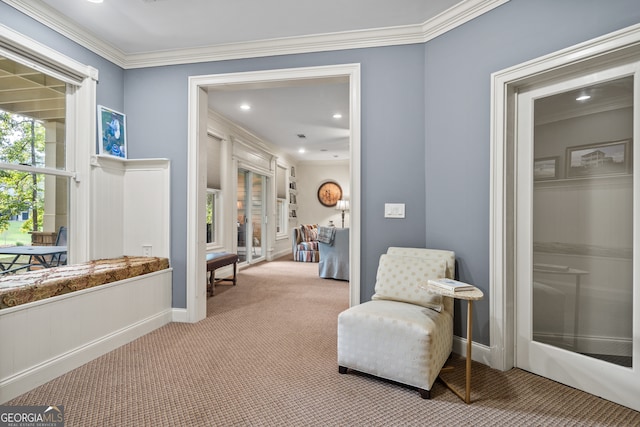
[237,168,266,264]
[186,64,361,323]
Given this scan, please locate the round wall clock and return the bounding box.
[317,181,342,207]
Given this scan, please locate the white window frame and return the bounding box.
[0,24,98,264]
[206,188,222,249]
[276,197,287,239]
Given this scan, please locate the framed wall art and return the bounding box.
[317,181,342,207]
[534,156,559,181]
[565,139,631,179]
[97,105,127,158]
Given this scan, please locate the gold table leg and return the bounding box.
[465,299,473,404]
[439,300,474,404]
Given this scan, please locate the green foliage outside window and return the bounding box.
[0,110,46,234]
[206,192,215,244]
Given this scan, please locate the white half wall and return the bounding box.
[0,269,173,403]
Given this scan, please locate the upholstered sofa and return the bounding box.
[337,247,455,398]
[292,224,319,262]
[319,227,349,280]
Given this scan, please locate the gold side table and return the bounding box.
[425,282,484,404]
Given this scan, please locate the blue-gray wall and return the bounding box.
[4,0,640,346]
[124,46,427,309]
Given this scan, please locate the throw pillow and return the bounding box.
[371,254,446,312]
[300,224,318,242]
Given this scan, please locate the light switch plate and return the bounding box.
[384,203,405,218]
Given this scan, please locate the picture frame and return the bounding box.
[317,181,342,207]
[565,139,631,179]
[97,105,127,158]
[534,156,559,181]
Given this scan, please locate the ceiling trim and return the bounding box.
[4,0,509,69]
[2,0,127,67]
[421,0,509,41]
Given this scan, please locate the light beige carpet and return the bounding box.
[8,258,640,426]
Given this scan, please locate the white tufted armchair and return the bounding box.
[337,247,455,399]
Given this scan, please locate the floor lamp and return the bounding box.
[336,199,349,228]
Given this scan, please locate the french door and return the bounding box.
[515,62,640,409]
[237,168,266,264]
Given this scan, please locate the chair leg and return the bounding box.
[419,388,431,399]
[338,366,348,374]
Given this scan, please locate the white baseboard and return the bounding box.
[0,309,172,403]
[172,308,189,323]
[0,270,172,404]
[271,248,292,260]
[533,332,632,356]
[453,336,492,367]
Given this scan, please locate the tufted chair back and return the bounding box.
[385,247,456,314]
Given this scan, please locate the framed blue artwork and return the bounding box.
[97,105,127,158]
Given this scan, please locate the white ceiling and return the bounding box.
[4,0,500,161]
[209,81,351,162]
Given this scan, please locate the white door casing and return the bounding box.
[490,24,640,411]
[514,64,638,410]
[186,64,361,323]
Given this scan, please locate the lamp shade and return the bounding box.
[336,199,349,211]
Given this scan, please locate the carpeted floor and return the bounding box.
[7,257,640,426]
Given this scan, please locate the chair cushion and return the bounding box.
[386,247,456,313]
[386,247,455,279]
[371,254,446,312]
[337,299,453,391]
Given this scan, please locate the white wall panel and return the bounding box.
[90,155,170,259]
[0,269,172,403]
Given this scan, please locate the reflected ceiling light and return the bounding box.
[333,113,342,119]
[240,104,251,111]
[576,95,591,101]
[298,148,306,153]
[87,0,103,3]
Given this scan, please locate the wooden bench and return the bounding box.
[206,252,238,296]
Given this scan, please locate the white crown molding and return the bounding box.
[2,0,127,67]
[3,0,509,69]
[125,24,426,69]
[422,0,509,41]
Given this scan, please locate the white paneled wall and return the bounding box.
[1,156,172,403]
[90,155,170,259]
[0,270,172,403]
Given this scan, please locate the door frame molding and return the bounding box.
[489,23,640,371]
[186,64,361,322]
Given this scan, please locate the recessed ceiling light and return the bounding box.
[576,95,591,101]
[333,113,342,119]
[240,104,251,111]
[87,0,103,3]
